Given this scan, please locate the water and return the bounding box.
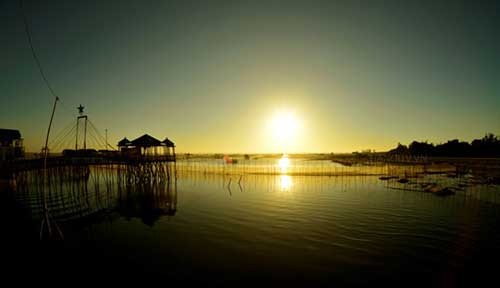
[1,159,499,286]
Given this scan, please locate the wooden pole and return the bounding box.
[43,96,58,164]
[42,96,58,239]
[83,117,87,150]
[75,117,79,150]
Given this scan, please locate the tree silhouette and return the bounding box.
[388,133,500,157]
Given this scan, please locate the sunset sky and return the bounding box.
[1,0,499,153]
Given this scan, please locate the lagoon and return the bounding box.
[1,158,499,286]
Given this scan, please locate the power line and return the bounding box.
[20,1,116,141]
[19,0,58,100]
[20,0,81,146]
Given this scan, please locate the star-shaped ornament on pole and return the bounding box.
[77,104,85,115]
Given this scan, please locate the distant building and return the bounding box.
[117,134,175,158]
[0,129,24,161]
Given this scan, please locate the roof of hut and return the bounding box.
[117,137,131,147]
[130,134,162,147]
[0,129,21,142]
[162,137,175,147]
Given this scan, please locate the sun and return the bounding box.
[265,109,303,152]
[269,111,299,142]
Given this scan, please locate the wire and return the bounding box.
[92,126,109,149]
[19,0,79,121]
[47,116,117,152]
[51,124,74,152]
[55,135,71,153]
[88,120,111,149]
[19,0,58,100]
[51,124,76,152]
[89,133,104,149]
[58,100,78,118]
[88,120,105,140]
[87,128,106,150]
[20,1,118,143]
[48,119,76,147]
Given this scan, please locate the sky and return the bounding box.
[1,0,499,153]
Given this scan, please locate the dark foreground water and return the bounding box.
[1,164,499,286]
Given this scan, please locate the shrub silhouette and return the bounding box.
[388,134,500,157]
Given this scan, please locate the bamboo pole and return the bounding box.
[41,97,64,239]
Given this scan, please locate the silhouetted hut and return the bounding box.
[117,137,132,151]
[118,134,175,158]
[131,134,163,156]
[162,138,176,156]
[0,128,24,161]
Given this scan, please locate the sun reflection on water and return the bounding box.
[278,154,290,174]
[279,175,293,191]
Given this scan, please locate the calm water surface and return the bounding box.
[1,160,499,286]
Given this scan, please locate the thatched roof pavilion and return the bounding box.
[130,134,162,147]
[117,137,131,147]
[162,138,175,147]
[117,134,175,157]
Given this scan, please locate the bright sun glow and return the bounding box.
[268,110,301,152]
[271,111,299,140]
